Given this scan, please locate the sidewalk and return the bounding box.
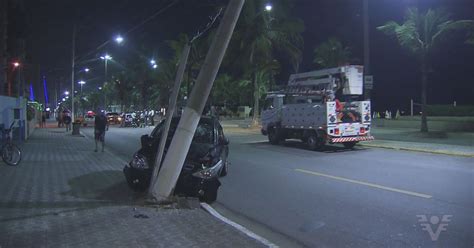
[0,127,265,248]
[363,127,474,157]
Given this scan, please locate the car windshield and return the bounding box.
[151,118,214,144]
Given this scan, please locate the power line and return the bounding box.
[75,0,180,63]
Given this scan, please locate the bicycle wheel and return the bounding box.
[2,144,22,166]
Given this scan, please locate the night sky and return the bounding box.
[26,0,474,111]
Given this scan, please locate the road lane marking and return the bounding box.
[295,168,433,199]
[200,203,279,248]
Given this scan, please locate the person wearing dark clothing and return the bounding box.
[63,115,72,132]
[41,113,46,128]
[94,113,107,152]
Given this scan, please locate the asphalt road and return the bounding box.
[82,125,474,248]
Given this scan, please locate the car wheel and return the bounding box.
[200,186,218,203]
[220,161,228,177]
[268,127,280,145]
[307,133,325,151]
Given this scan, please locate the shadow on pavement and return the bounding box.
[251,140,369,153]
[63,170,145,204]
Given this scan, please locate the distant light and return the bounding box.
[74,91,78,94]
[100,54,112,60]
[13,62,20,67]
[78,80,86,85]
[265,3,272,11]
[115,35,124,44]
[98,86,103,90]
[64,91,69,95]
[65,96,69,99]
[46,107,51,111]
[150,59,156,65]
[62,98,66,102]
[84,68,90,72]
[152,64,158,69]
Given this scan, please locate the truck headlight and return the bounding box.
[130,153,149,169]
[192,160,223,179]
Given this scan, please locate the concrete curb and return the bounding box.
[200,203,278,248]
[359,143,474,157]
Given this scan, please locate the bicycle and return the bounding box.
[1,121,22,166]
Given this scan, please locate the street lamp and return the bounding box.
[65,91,70,95]
[115,35,124,44]
[13,62,20,67]
[78,80,86,94]
[84,68,90,72]
[100,54,112,110]
[265,3,272,11]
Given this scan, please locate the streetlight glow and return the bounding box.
[153,64,158,69]
[84,68,90,72]
[78,80,86,85]
[62,98,66,102]
[13,62,20,67]
[64,91,70,95]
[265,3,273,11]
[100,54,112,60]
[150,59,156,65]
[115,35,124,44]
[98,86,103,90]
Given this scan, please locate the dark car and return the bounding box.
[123,116,229,202]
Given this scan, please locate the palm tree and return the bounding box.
[313,38,351,68]
[378,8,473,132]
[231,0,304,125]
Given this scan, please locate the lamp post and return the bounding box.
[100,54,112,111]
[78,80,85,94]
[78,80,86,115]
[12,62,20,97]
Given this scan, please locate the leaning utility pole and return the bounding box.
[150,0,245,200]
[148,43,191,195]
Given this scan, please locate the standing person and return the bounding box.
[94,111,107,152]
[149,109,155,126]
[41,112,46,128]
[63,114,72,132]
[140,111,145,128]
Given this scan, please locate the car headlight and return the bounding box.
[130,153,149,169]
[192,160,223,179]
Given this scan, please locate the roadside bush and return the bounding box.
[426,105,474,116]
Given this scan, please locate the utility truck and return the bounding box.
[261,65,374,150]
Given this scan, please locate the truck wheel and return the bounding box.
[268,127,280,145]
[343,142,357,149]
[307,133,325,151]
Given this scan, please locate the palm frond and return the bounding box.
[432,20,474,46]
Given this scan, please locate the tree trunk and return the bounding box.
[251,71,259,126]
[420,58,428,132]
